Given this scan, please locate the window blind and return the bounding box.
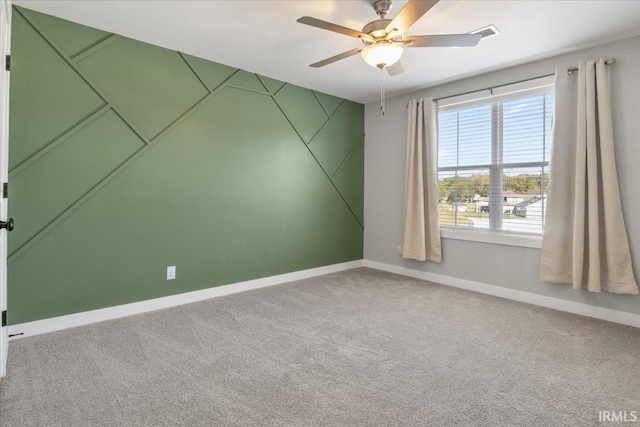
[437,84,554,236]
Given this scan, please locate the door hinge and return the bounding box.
[1,310,6,327]
[2,182,7,199]
[5,55,9,71]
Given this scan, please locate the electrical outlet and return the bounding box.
[167,266,176,280]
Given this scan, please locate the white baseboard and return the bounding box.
[10,258,637,340]
[9,260,364,339]
[363,259,640,329]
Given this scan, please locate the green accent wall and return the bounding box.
[8,7,364,324]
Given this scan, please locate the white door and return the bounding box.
[0,0,11,379]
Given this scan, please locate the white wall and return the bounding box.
[364,36,640,314]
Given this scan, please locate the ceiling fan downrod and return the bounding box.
[373,0,393,19]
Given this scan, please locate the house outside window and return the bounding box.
[437,77,554,239]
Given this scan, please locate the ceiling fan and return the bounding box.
[297,0,482,76]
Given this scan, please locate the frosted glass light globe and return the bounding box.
[361,43,403,68]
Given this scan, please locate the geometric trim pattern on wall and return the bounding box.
[9,7,364,264]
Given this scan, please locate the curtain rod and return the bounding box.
[407,57,616,106]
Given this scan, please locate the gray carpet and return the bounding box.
[1,268,639,426]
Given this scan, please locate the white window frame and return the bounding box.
[436,76,554,248]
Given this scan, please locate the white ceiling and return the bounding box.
[14,0,640,104]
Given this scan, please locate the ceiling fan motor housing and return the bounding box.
[362,19,392,39]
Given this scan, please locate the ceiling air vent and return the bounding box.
[470,25,501,40]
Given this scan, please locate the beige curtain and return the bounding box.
[540,58,638,294]
[398,98,442,263]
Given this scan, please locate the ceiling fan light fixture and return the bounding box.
[361,43,403,68]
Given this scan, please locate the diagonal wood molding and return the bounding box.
[9,7,364,264]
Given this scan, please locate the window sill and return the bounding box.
[440,227,542,249]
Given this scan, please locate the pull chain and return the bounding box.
[380,66,386,116]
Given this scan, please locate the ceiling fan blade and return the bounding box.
[385,0,439,35]
[310,48,363,68]
[297,16,374,42]
[386,60,405,76]
[405,34,482,47]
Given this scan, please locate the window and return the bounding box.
[437,79,554,237]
